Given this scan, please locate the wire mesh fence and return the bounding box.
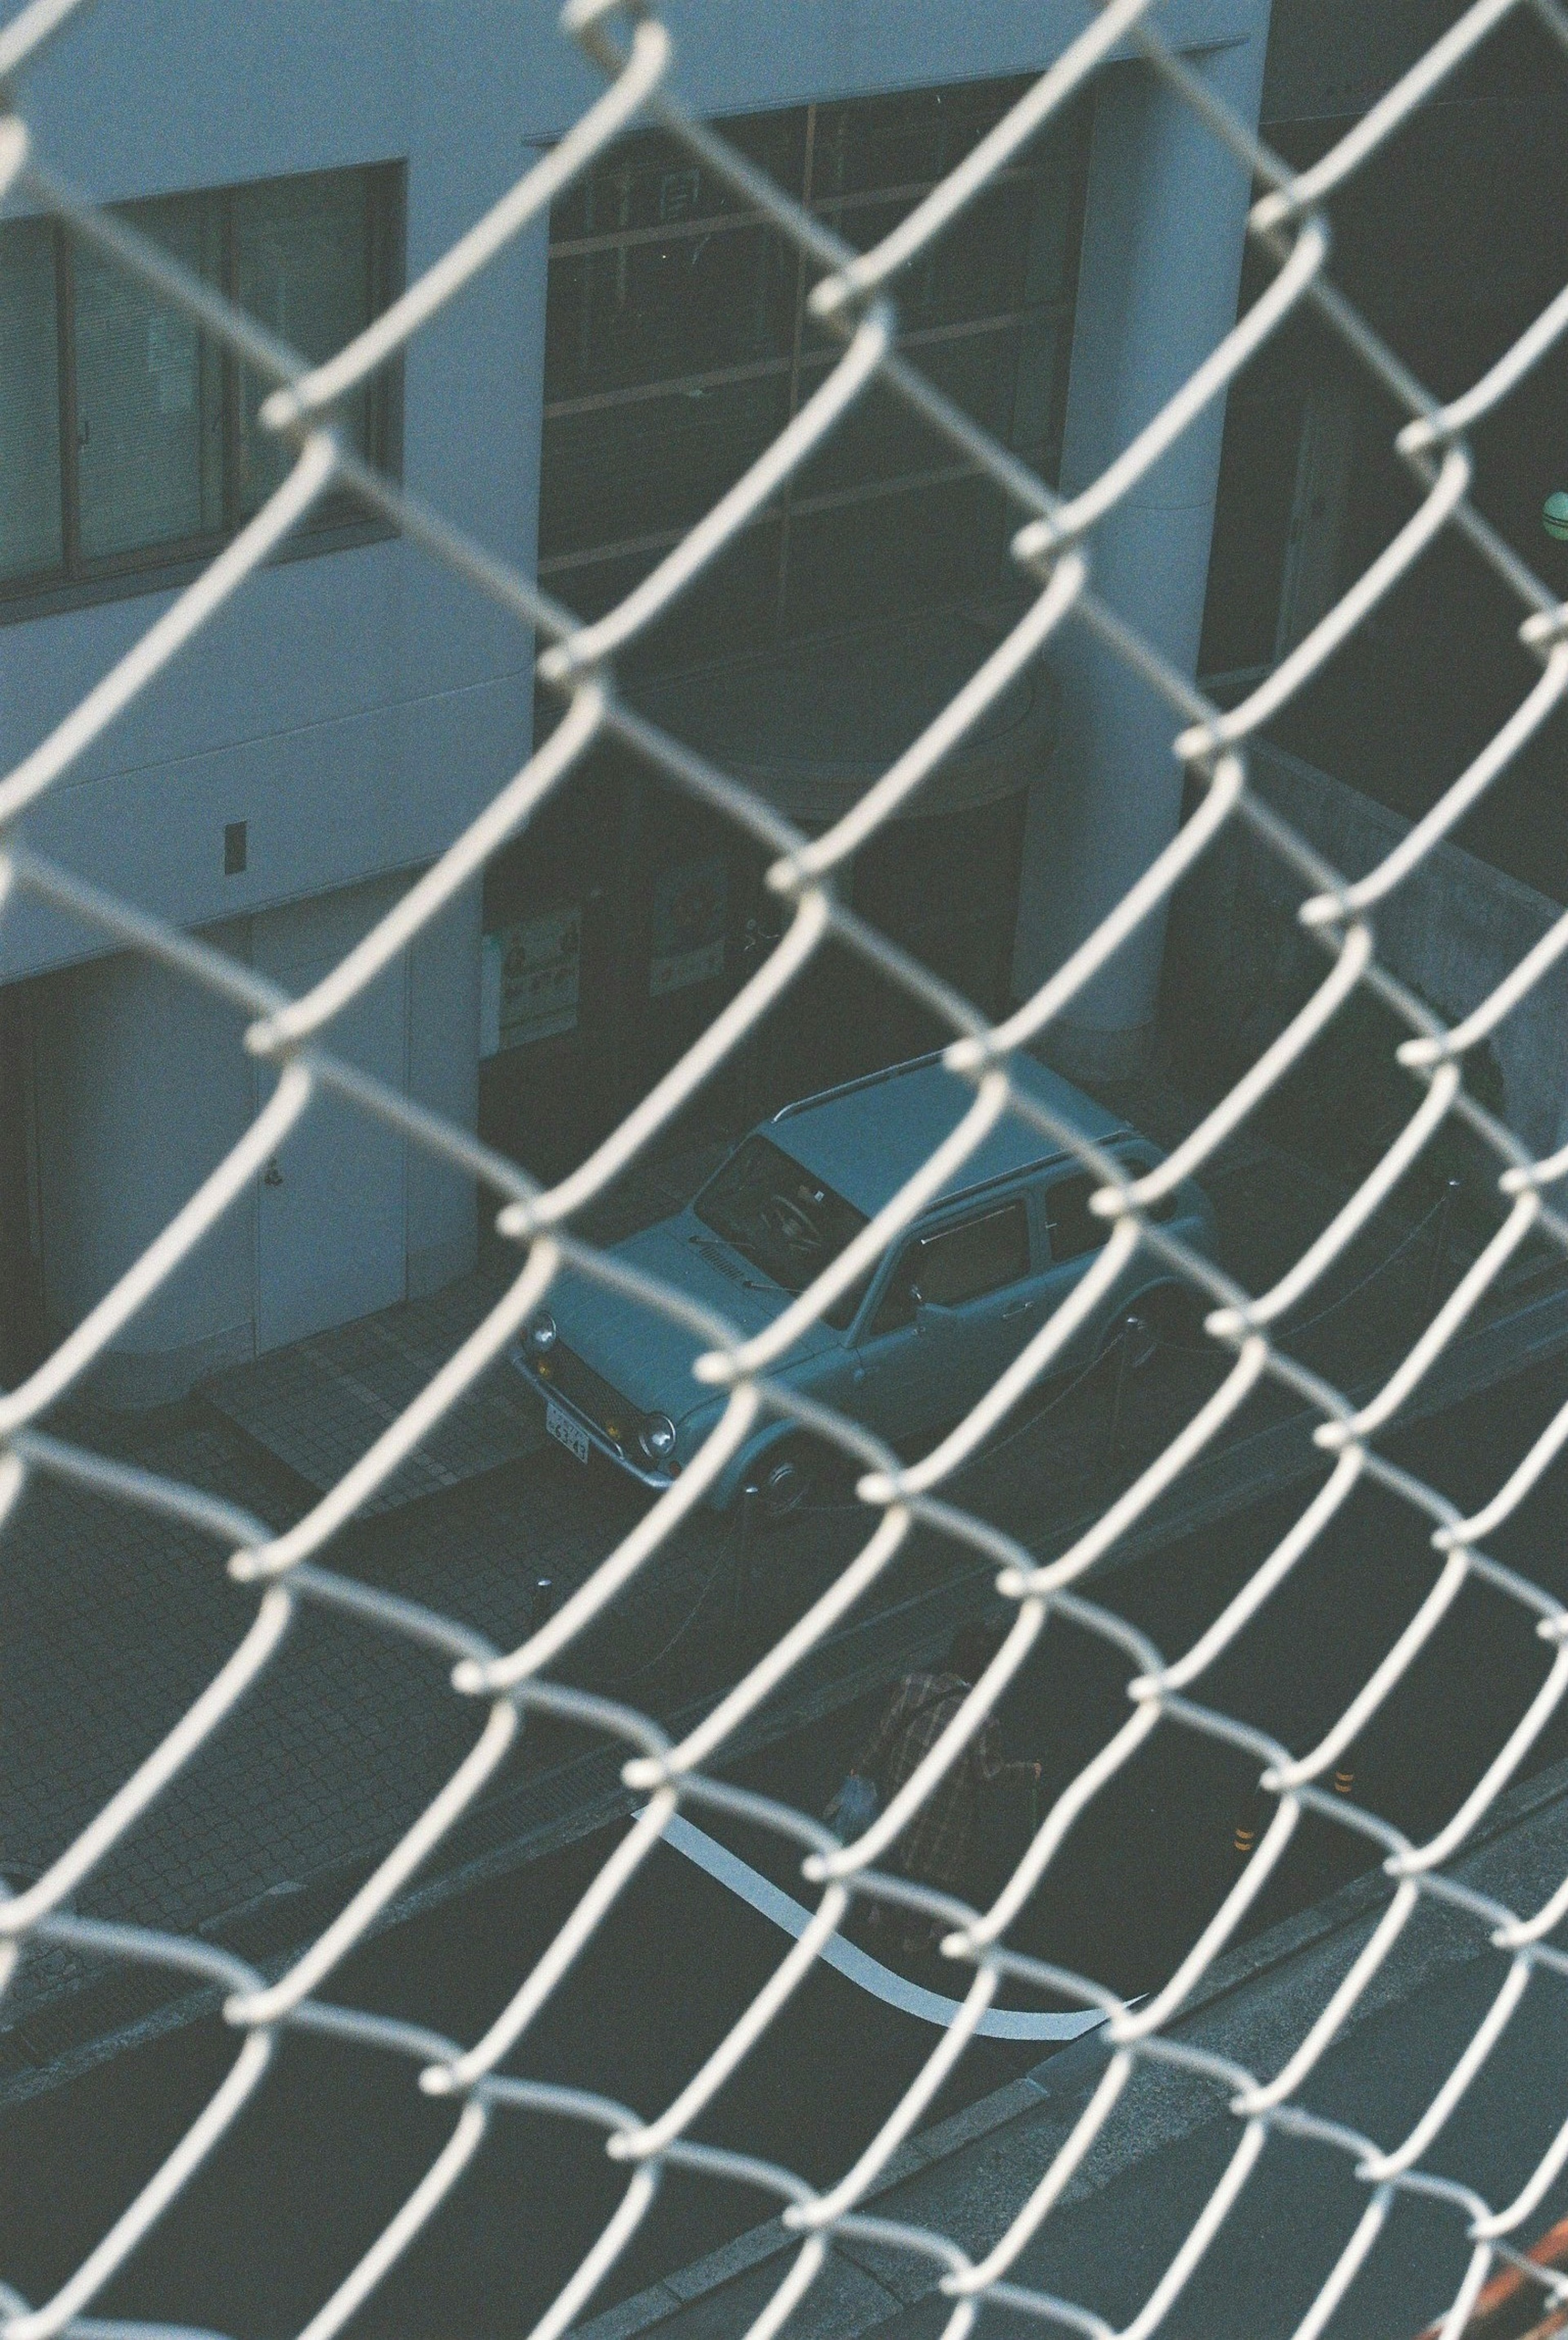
[8,0,1568,2335]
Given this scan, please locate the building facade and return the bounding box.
[0,0,1272,1398]
[1202,0,1568,897]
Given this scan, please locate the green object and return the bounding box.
[1544,490,1568,541]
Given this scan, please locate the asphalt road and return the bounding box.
[7,1333,1568,2340]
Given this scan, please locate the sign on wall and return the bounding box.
[649,858,728,998]
[480,906,582,1056]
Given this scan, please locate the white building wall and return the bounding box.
[32,921,258,1399]
[1,0,1269,1395]
[31,871,479,1397]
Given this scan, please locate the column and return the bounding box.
[1012,18,1274,1083]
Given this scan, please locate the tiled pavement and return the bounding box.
[0,1400,650,2062]
[199,1134,731,1511]
[202,1273,546,1513]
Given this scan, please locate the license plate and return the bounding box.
[546,1401,590,1464]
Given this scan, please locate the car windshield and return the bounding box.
[694,1134,869,1323]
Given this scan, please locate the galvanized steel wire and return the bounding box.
[7,2,1568,2336]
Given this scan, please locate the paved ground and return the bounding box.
[1,1091,1557,2084]
[13,1387,1568,2339]
[566,1752,1568,2340]
[203,1274,548,1513]
[198,1135,733,1510]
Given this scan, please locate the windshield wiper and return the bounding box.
[690,1235,777,1293]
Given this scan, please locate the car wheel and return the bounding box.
[753,1441,817,1524]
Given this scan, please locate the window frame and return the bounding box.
[1040,1169,1107,1265]
[1110,1144,1180,1226]
[0,160,405,626]
[537,83,1091,659]
[863,1190,1032,1338]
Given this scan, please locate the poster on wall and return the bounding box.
[649,857,728,998]
[480,906,582,1057]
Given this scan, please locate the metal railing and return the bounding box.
[7,3,1568,2336]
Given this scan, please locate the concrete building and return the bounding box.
[0,0,1274,1399]
[1169,0,1568,1164]
[1202,0,1568,893]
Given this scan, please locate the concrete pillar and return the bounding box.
[1012,22,1273,1082]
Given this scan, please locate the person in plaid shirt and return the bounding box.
[851,1622,1040,1943]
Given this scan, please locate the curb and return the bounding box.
[6,1268,1566,2107]
[571,1732,1568,2340]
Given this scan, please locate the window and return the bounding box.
[539,81,1090,674]
[871,1196,1029,1334]
[695,1134,869,1314]
[1114,1148,1178,1224]
[0,163,402,611]
[1042,1173,1105,1262]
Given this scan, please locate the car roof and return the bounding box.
[766,1053,1131,1220]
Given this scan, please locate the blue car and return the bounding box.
[512,1052,1215,1517]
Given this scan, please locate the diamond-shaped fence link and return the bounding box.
[9,0,1568,2334]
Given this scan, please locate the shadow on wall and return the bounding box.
[1160,745,1546,1206]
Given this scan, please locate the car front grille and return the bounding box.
[535,1342,637,1450]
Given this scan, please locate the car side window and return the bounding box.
[868,1198,1030,1336]
[1042,1172,1105,1262]
[1116,1147,1178,1223]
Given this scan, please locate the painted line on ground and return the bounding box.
[659,1812,1106,2042]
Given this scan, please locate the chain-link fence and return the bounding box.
[9,0,1568,2334]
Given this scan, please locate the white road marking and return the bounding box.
[659,1813,1107,2043]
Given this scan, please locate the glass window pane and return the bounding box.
[793,331,1016,502]
[813,82,1029,205]
[74,193,223,561]
[539,370,791,560]
[0,216,63,581]
[813,180,1039,340]
[623,513,783,677]
[539,76,1088,662]
[551,114,805,246]
[916,1200,1030,1304]
[544,226,795,402]
[235,168,376,516]
[783,475,1009,636]
[870,1255,918,1338]
[693,1134,866,1295]
[872,1196,1030,1334]
[1043,1174,1105,1262]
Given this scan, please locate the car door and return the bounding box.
[1035,1165,1117,1354]
[849,1191,1036,1444]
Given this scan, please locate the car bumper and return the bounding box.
[511,1351,678,1492]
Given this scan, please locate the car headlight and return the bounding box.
[637,1414,677,1463]
[526,1313,558,1354]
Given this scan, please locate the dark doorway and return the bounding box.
[0,982,45,1387]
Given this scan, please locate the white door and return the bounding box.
[252,890,408,1352]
